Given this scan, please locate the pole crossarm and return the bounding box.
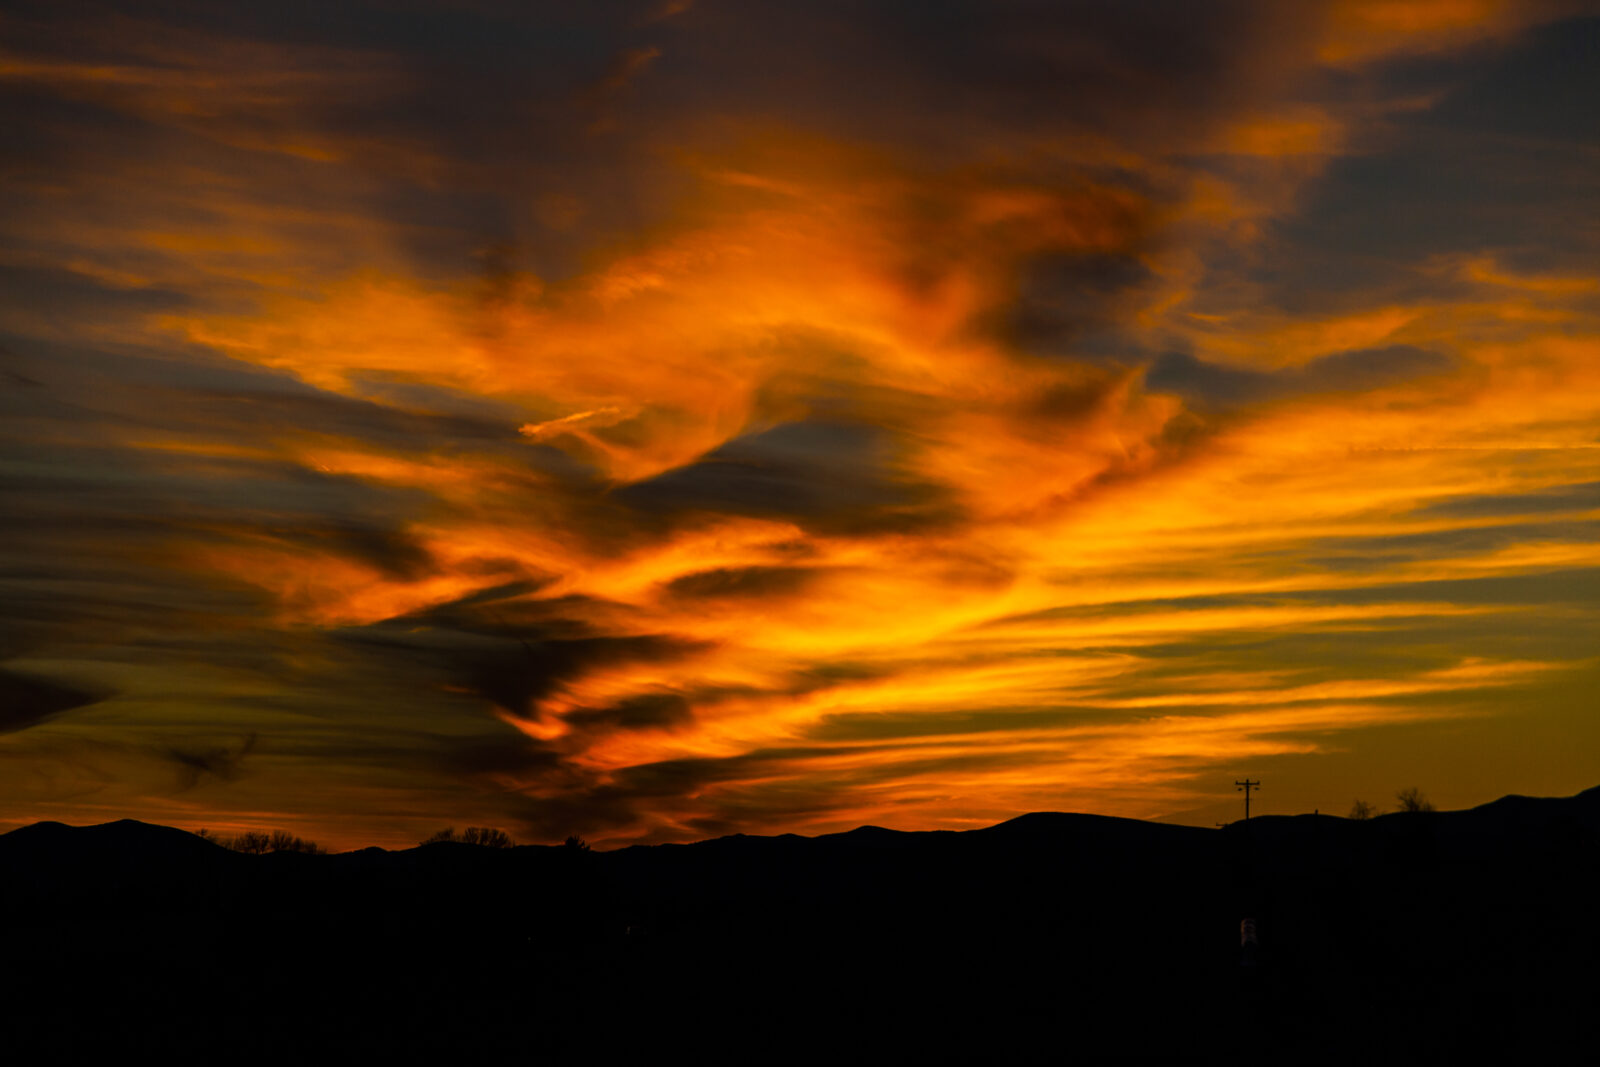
[1235,778,1260,821]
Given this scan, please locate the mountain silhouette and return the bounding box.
[3,788,1597,1062]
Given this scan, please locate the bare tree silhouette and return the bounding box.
[1395,787,1435,813]
[1348,799,1379,820]
[231,830,272,854]
[210,828,325,854]
[267,830,325,854]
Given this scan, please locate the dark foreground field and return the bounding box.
[4,788,1597,1063]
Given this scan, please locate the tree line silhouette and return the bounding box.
[195,828,325,854]
[421,826,514,848]
[192,825,538,852]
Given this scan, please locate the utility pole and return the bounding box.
[1235,779,1260,821]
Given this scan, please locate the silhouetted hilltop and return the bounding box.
[3,788,1597,1063]
[2,816,225,858]
[985,808,1209,836]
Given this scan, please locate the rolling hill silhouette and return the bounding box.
[4,788,1597,1063]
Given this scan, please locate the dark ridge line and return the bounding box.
[3,783,1595,856]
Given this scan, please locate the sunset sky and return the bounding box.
[2,0,1597,849]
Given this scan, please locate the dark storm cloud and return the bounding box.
[1418,483,1600,519]
[501,748,802,841]
[662,565,820,602]
[618,421,959,534]
[465,634,709,721]
[0,669,108,734]
[0,438,437,580]
[447,752,763,841]
[0,341,311,403]
[1418,15,1599,144]
[1,344,501,489]
[342,616,709,723]
[1146,345,1457,408]
[1239,15,1600,315]
[999,251,1157,353]
[436,735,566,780]
[565,692,693,733]
[0,343,497,598]
[1300,520,1600,572]
[0,363,40,389]
[433,578,555,611]
[0,265,194,323]
[0,553,274,663]
[636,0,1296,154]
[228,0,1287,155]
[177,386,521,448]
[162,733,257,791]
[255,522,435,582]
[388,590,615,643]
